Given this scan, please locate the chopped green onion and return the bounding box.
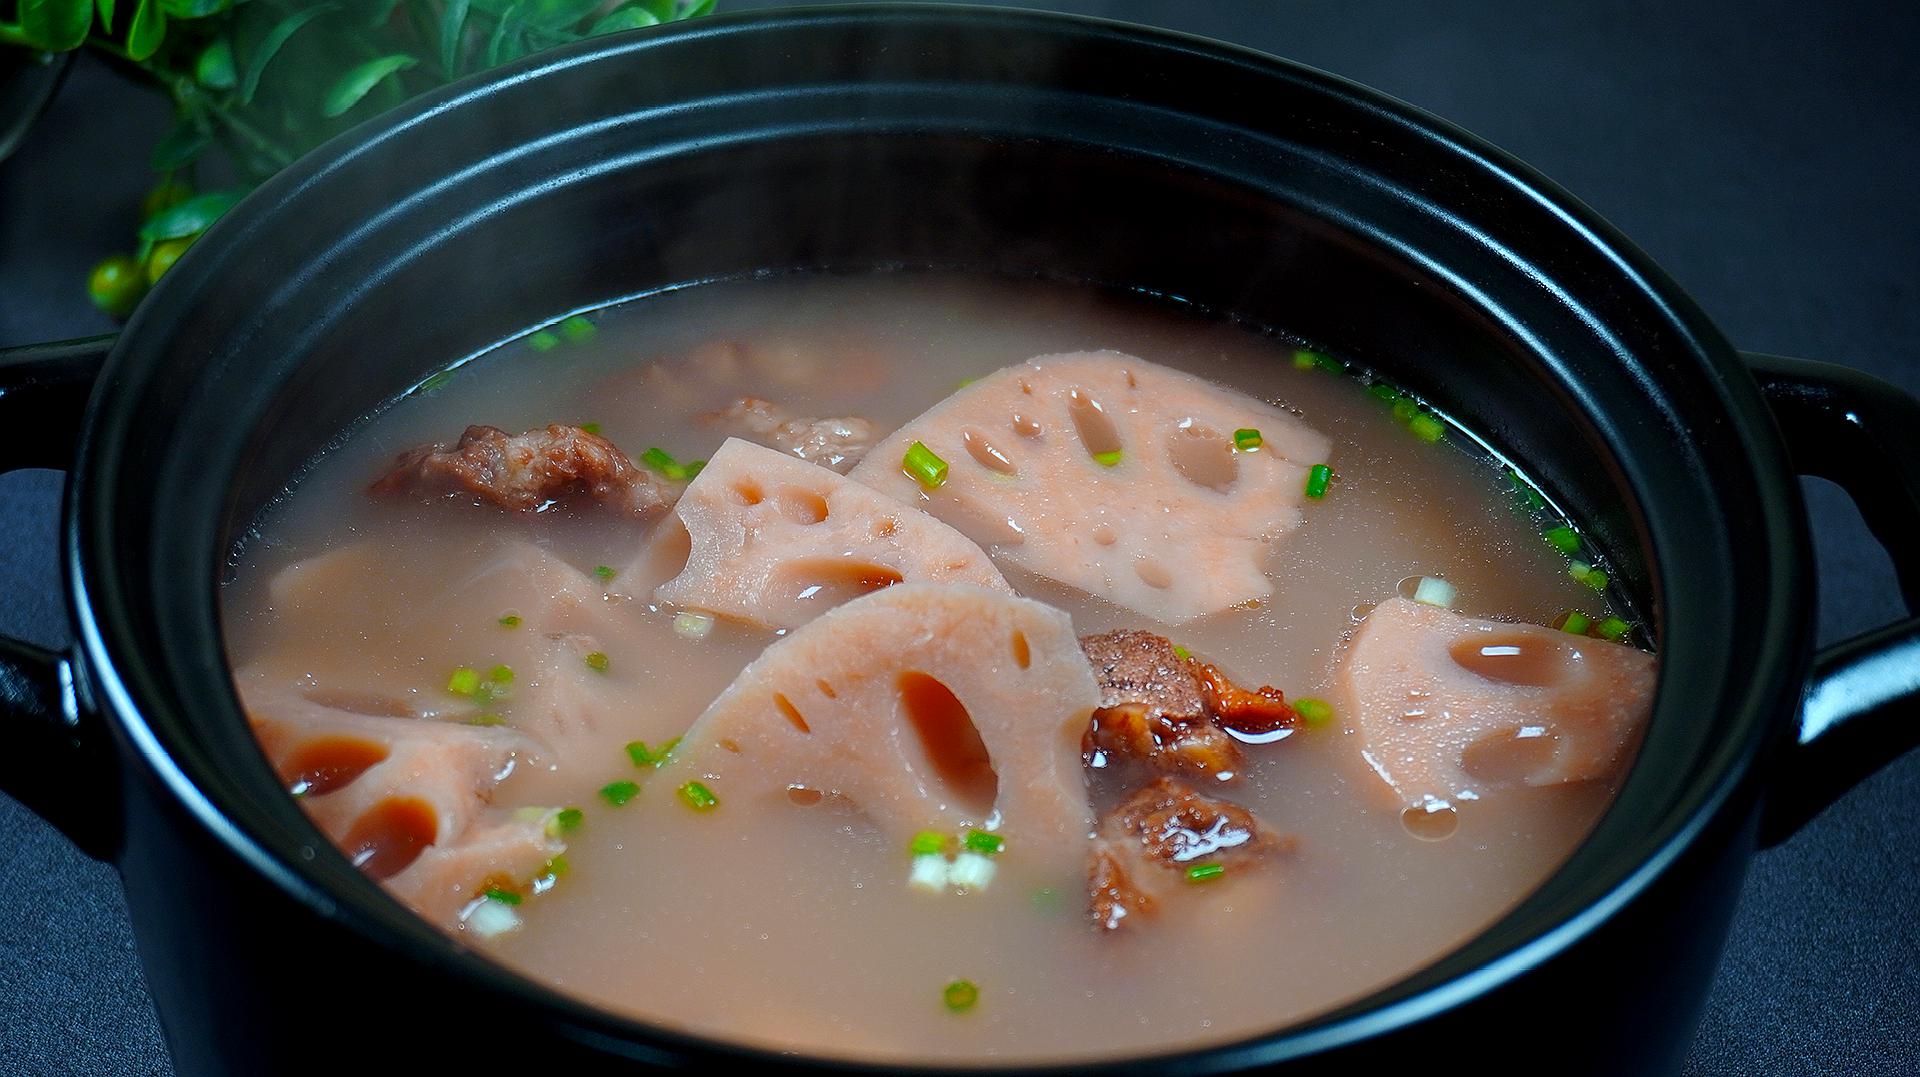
[956,376,977,389]
[1507,469,1547,512]
[1412,576,1457,608]
[1172,644,1191,661]
[527,330,561,352]
[594,565,617,581]
[1556,610,1593,635]
[1569,562,1609,591]
[498,613,522,628]
[585,651,610,672]
[908,854,951,892]
[683,460,707,480]
[677,780,718,812]
[551,807,584,833]
[1391,399,1419,424]
[1543,526,1581,555]
[483,887,522,905]
[464,899,521,937]
[447,667,481,696]
[1294,698,1334,727]
[1408,413,1446,443]
[1595,616,1631,642]
[943,979,980,1013]
[560,314,597,342]
[1367,382,1400,404]
[910,830,948,856]
[466,714,506,727]
[641,446,682,478]
[489,664,514,685]
[963,831,1005,856]
[419,370,455,393]
[579,421,603,435]
[903,441,950,489]
[1234,428,1263,452]
[599,780,639,807]
[948,851,996,890]
[532,856,567,895]
[1291,348,1344,374]
[626,737,680,768]
[1185,862,1226,883]
[1091,449,1124,467]
[1304,463,1332,499]
[673,611,716,640]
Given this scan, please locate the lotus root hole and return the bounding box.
[1135,559,1174,589]
[1461,726,1562,785]
[775,485,830,525]
[343,798,438,880]
[897,671,998,813]
[962,428,1018,475]
[283,736,389,798]
[1067,387,1123,462]
[774,692,812,734]
[1448,633,1572,687]
[1166,423,1238,492]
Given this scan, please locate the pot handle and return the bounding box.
[0,334,119,858]
[1745,351,1920,846]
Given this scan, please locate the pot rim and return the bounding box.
[63,4,1811,1071]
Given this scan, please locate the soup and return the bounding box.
[222,273,1655,1063]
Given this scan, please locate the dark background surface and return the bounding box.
[2,1,1916,1073]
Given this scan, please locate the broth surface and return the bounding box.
[223,273,1642,1063]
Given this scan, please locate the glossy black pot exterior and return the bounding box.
[2,7,1917,1075]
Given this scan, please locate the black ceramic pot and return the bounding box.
[1,7,1916,1075]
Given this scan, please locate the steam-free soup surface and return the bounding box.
[223,273,1647,1063]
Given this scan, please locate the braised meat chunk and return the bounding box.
[1082,629,1243,779]
[1088,777,1293,933]
[371,424,676,517]
[1193,659,1296,735]
[709,396,879,473]
[1080,629,1296,779]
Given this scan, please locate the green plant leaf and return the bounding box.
[483,2,520,67]
[194,37,236,89]
[126,0,167,60]
[320,54,418,119]
[364,0,402,29]
[160,0,232,18]
[96,0,115,33]
[138,190,240,243]
[677,0,715,18]
[149,114,210,170]
[437,0,469,77]
[589,6,659,35]
[238,2,335,105]
[20,0,94,51]
[634,0,673,18]
[475,0,597,31]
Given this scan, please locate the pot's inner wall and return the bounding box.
[236,131,1614,569]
